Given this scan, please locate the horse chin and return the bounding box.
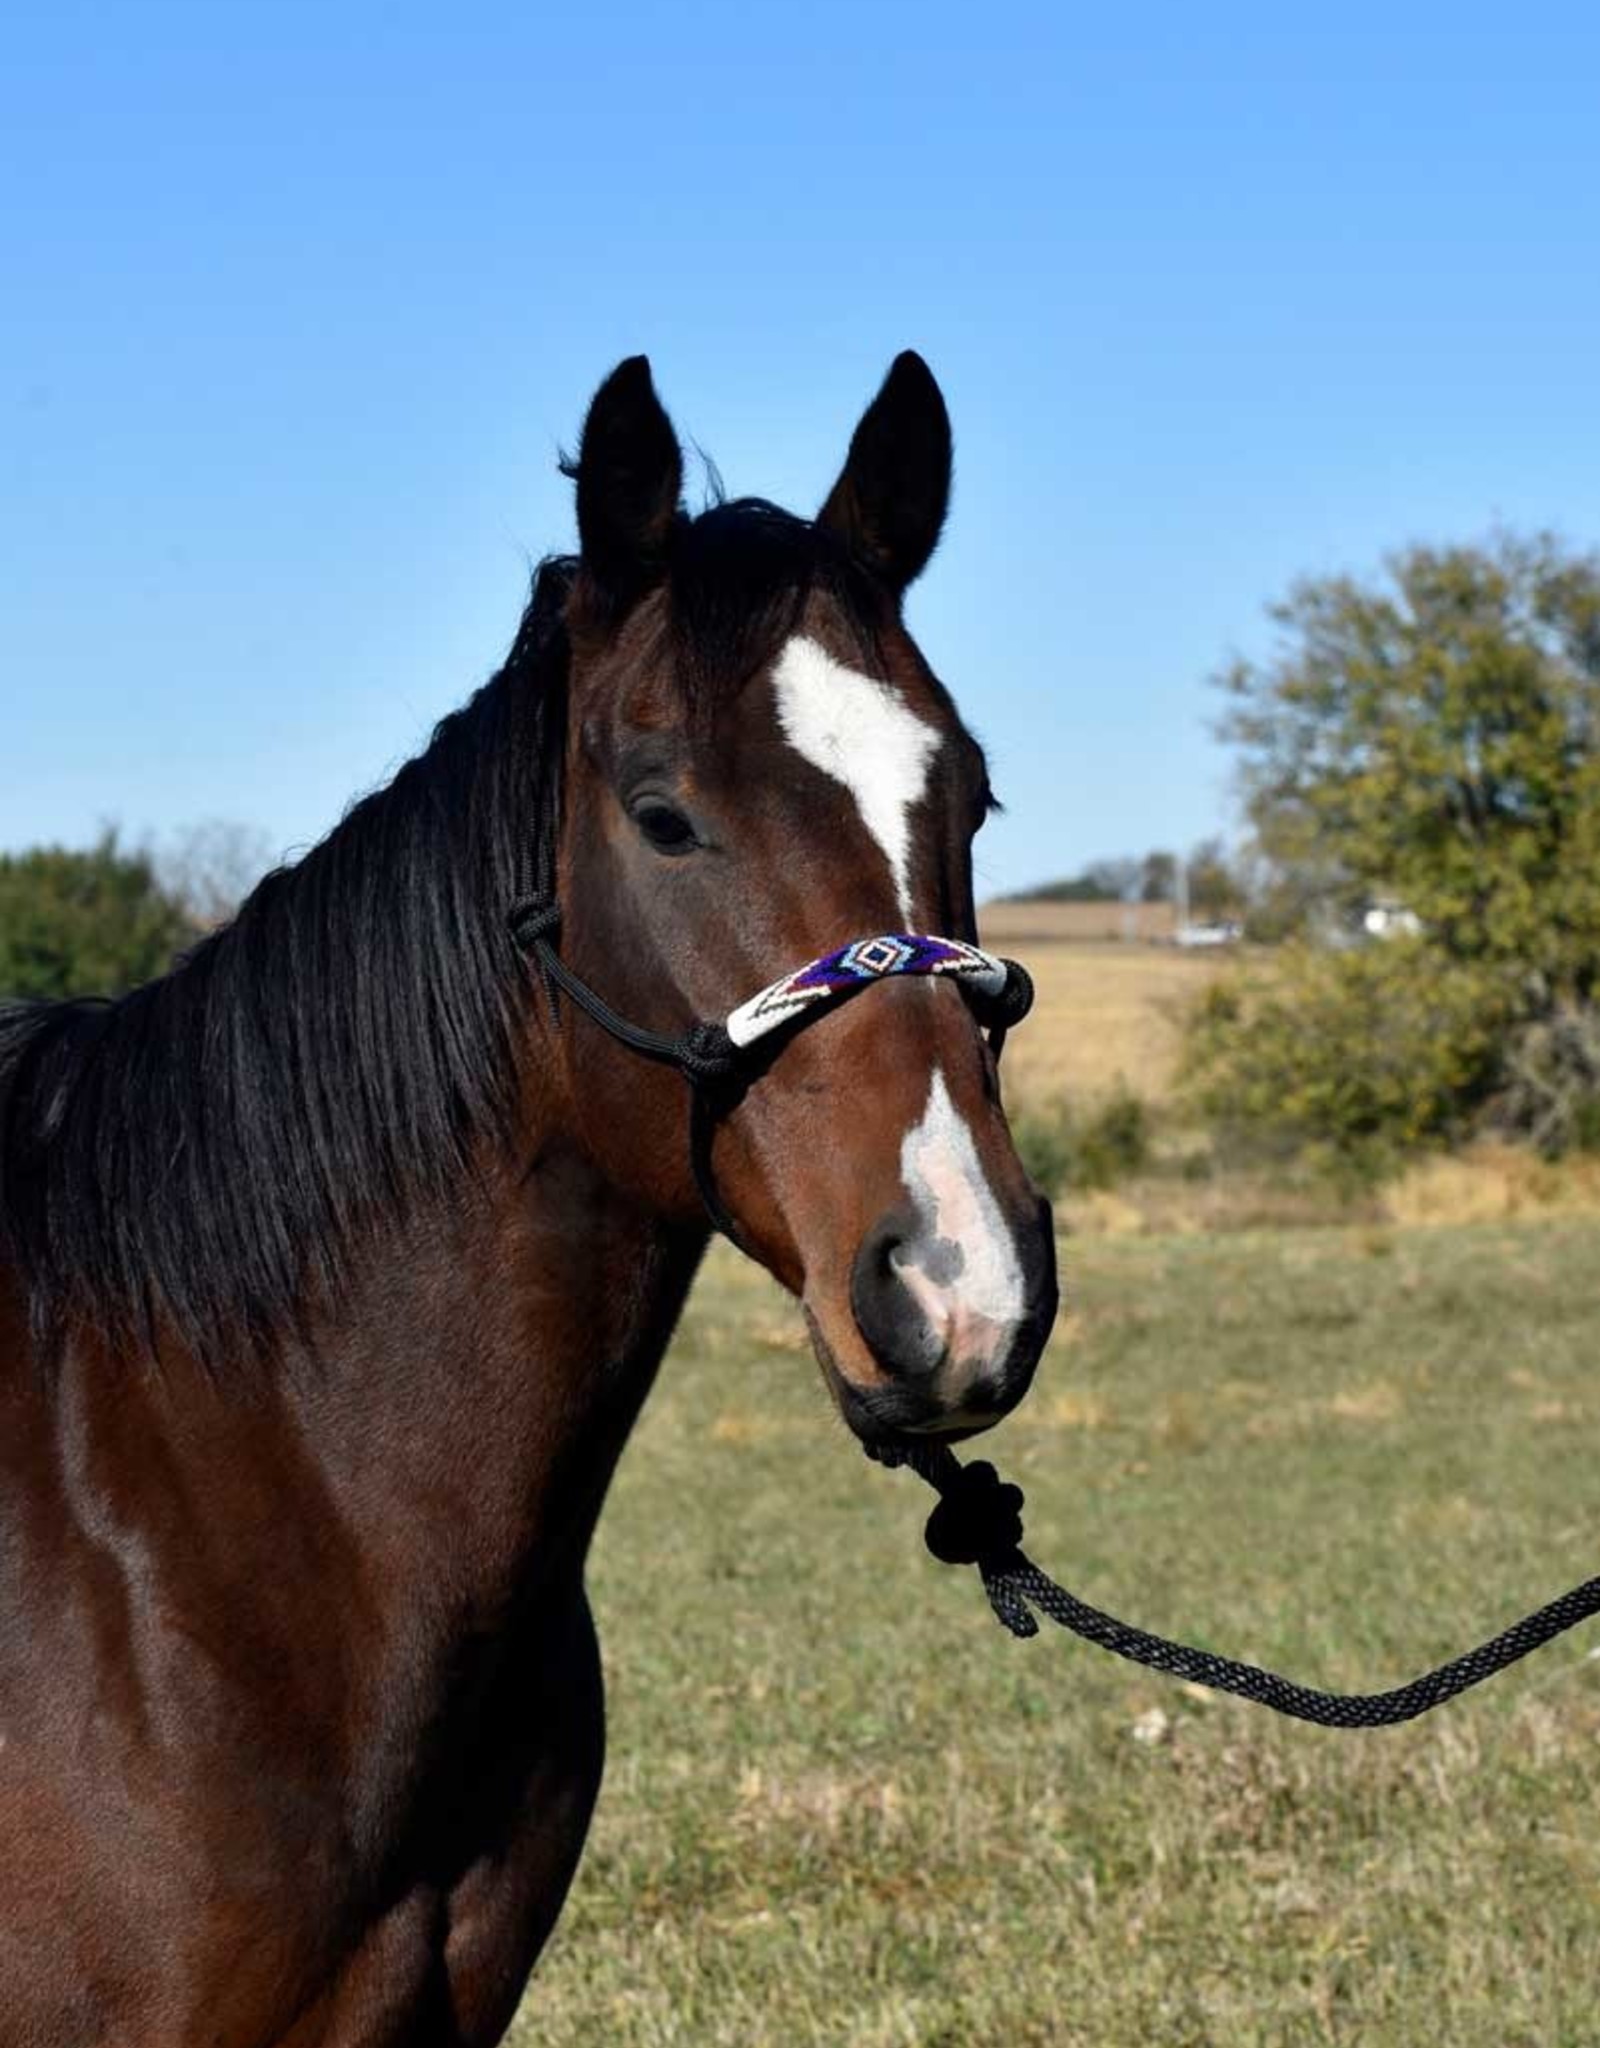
[801,1304,1010,1452]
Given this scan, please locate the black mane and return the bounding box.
[0,500,877,1365]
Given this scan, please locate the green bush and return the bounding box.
[1075,1084,1151,1188]
[1181,940,1513,1172]
[1011,1102,1076,1200]
[0,831,194,1001]
[1012,1083,1151,1198]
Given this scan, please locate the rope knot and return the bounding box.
[923,1459,1026,1568]
[676,1020,742,1086]
[509,899,562,949]
[991,960,1035,1029]
[966,959,1033,1057]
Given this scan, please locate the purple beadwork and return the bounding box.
[724,933,1009,1050]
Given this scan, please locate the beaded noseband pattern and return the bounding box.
[725,934,1011,1050]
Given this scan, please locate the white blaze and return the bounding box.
[771,635,940,921]
[894,1069,1026,1382]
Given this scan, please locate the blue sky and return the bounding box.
[4,2,1599,899]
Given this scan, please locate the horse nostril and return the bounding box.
[851,1216,945,1382]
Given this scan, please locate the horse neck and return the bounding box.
[287,1130,708,1626]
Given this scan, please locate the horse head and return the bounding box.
[542,353,1058,1446]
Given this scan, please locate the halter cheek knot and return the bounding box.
[508,899,563,948]
[674,1021,740,1087]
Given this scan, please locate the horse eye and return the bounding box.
[633,801,699,855]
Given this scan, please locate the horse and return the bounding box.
[0,352,1057,2046]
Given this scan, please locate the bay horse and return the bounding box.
[0,353,1057,2046]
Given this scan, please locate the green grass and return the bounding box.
[511,1220,1600,2046]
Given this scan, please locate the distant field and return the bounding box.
[971,909,1600,1235]
[980,899,1180,945]
[515,1221,1600,2046]
[975,901,1229,1108]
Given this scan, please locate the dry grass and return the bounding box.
[1053,1141,1600,1241]
[1385,1143,1600,1227]
[1058,1171,1380,1239]
[1058,1148,1600,1243]
[979,898,1181,945]
[973,910,1230,1107]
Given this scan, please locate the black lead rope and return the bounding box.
[509,894,1600,1724]
[870,1442,1600,1727]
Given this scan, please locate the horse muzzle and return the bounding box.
[808,1193,1057,1448]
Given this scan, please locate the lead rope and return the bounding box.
[869,1442,1600,1726]
[506,892,1598,1719]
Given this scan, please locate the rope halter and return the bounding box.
[508,901,1034,1237]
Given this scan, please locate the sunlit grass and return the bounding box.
[513,1221,1600,2046]
[973,919,1226,1109]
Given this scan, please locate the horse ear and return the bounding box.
[572,356,683,613]
[818,351,952,596]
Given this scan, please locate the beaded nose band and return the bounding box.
[724,932,1016,1049]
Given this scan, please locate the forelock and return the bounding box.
[664,500,885,722]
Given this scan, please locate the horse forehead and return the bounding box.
[768,634,943,915]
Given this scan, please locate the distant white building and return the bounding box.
[1362,899,1423,940]
[1174,920,1243,949]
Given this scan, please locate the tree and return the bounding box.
[1184,836,1241,920]
[1084,856,1143,902]
[0,830,195,1001]
[1022,871,1113,903]
[1016,854,1161,903]
[159,819,275,929]
[1140,849,1177,903]
[1191,532,1600,1161]
[1219,531,1600,993]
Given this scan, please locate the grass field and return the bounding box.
[972,907,1228,1108]
[977,899,1181,947]
[981,940,1223,1110]
[512,1220,1600,2047]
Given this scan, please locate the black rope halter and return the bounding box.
[508,897,1034,1238]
